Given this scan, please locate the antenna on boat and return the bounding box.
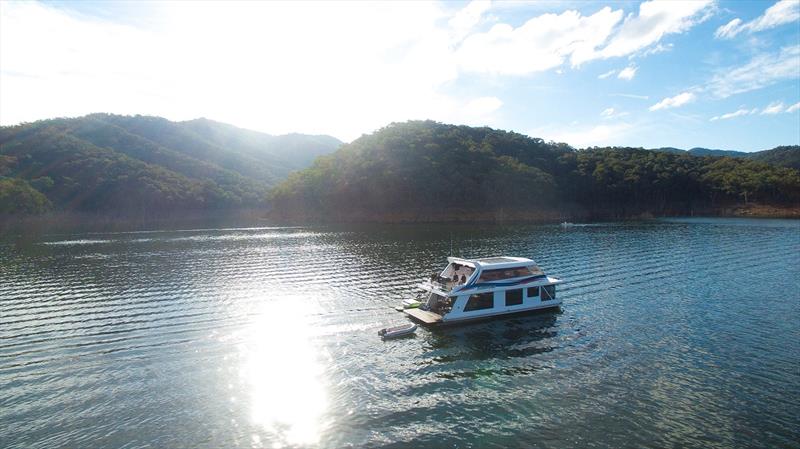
[449,232,453,256]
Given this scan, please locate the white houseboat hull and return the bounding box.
[401,256,563,326]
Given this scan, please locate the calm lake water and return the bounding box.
[1,218,798,449]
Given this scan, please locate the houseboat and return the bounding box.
[401,256,562,325]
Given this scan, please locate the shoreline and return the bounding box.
[265,203,800,224]
[1,203,798,234]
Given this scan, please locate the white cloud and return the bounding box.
[761,101,785,115]
[638,42,674,57]
[448,0,492,42]
[649,92,696,111]
[461,96,504,121]
[600,107,628,120]
[0,1,497,140]
[787,102,800,113]
[455,7,623,75]
[715,0,800,39]
[710,108,756,121]
[715,18,743,39]
[450,0,712,74]
[597,66,638,82]
[656,46,799,112]
[598,69,617,79]
[544,122,633,148]
[592,0,714,61]
[617,66,637,80]
[0,1,705,138]
[707,45,800,98]
[610,93,649,100]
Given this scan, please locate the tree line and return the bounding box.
[270,121,800,220]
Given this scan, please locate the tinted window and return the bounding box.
[478,267,536,282]
[542,285,556,300]
[505,289,523,306]
[464,292,494,311]
[527,286,539,298]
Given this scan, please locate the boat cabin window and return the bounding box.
[464,292,494,311]
[541,285,556,300]
[505,289,523,306]
[427,292,452,314]
[442,263,475,284]
[426,292,448,307]
[478,265,543,282]
[527,286,539,298]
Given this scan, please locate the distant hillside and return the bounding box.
[0,114,341,214]
[271,121,800,222]
[748,146,800,170]
[653,146,747,157]
[688,147,748,158]
[651,145,800,169]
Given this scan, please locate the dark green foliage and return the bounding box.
[0,178,52,214]
[2,115,796,219]
[688,147,748,157]
[749,145,800,170]
[0,114,341,214]
[557,148,799,216]
[271,121,800,220]
[652,145,800,170]
[271,121,564,217]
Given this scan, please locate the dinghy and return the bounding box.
[378,323,417,340]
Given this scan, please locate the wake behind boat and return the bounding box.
[400,256,562,325]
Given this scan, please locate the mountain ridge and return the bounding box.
[2,116,798,218]
[0,114,342,214]
[270,120,800,222]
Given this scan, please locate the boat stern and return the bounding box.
[403,308,443,325]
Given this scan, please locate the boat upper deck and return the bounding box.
[424,255,556,295]
[448,256,535,269]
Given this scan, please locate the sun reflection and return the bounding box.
[239,297,327,447]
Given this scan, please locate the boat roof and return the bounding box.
[447,256,535,269]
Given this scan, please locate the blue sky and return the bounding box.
[1,0,798,151]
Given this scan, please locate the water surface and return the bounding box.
[1,218,798,448]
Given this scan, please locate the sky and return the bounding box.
[0,0,798,151]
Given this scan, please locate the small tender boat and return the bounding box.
[401,256,562,325]
[394,298,422,312]
[378,323,418,339]
[402,298,422,309]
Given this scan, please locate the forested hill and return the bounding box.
[0,114,341,214]
[651,145,800,169]
[270,121,800,221]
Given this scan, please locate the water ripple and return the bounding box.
[1,219,798,449]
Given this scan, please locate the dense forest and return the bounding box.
[653,145,800,169]
[270,121,800,221]
[0,114,341,215]
[2,116,798,221]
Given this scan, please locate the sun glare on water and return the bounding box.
[239,297,328,447]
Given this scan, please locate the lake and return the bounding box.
[1,218,798,448]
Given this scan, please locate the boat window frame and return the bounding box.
[505,288,523,306]
[541,285,556,301]
[527,286,539,298]
[464,292,495,312]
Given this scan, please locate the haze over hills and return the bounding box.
[0,114,341,214]
[1,115,799,219]
[651,146,800,168]
[270,121,800,222]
